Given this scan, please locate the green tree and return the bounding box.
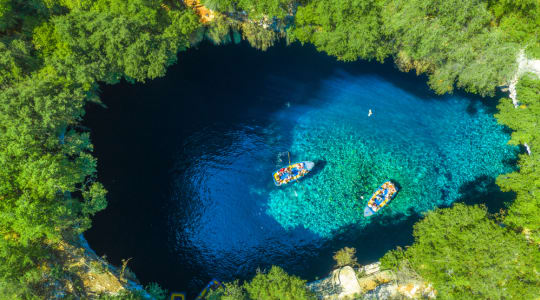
[0,0,16,30]
[495,73,540,242]
[333,247,358,268]
[35,3,200,84]
[381,0,517,96]
[290,0,390,62]
[0,39,40,88]
[0,0,202,297]
[244,266,315,300]
[206,267,314,300]
[240,21,279,51]
[381,204,540,299]
[206,280,248,300]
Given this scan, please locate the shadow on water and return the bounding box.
[297,210,422,281]
[454,175,516,214]
[307,159,327,178]
[388,179,403,191]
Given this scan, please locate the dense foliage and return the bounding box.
[202,0,294,19]
[381,204,540,299]
[488,0,540,58]
[290,0,518,96]
[207,266,316,300]
[0,0,200,297]
[495,74,540,243]
[289,0,390,62]
[332,247,358,268]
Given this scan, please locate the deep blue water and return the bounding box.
[84,42,516,297]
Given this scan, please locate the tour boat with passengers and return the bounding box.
[273,161,314,186]
[363,181,399,217]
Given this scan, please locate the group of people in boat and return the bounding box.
[273,158,398,216]
[370,182,397,208]
[273,163,308,185]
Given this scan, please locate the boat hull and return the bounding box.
[364,206,375,217]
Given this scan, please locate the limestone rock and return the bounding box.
[309,262,437,300]
[308,266,362,299]
[332,266,362,299]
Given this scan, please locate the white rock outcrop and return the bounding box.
[309,262,436,299]
[508,50,540,107]
[309,266,362,299]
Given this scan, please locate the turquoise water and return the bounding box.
[85,43,517,295]
[266,72,516,236]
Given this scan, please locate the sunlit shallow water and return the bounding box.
[85,42,517,296]
[266,73,516,236]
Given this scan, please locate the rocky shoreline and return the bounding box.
[308,263,436,300]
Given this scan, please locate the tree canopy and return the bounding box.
[207,266,316,300]
[381,204,540,299]
[0,0,201,297]
[495,74,540,243]
[290,0,390,62]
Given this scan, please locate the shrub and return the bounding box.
[145,282,168,300]
[244,266,315,300]
[381,204,540,299]
[333,247,359,268]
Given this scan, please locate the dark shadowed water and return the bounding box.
[84,41,516,297]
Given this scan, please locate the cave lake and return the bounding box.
[83,41,517,297]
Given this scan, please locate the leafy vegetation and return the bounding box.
[207,266,315,300]
[289,0,390,62]
[202,0,294,19]
[382,0,517,96]
[381,204,540,299]
[488,0,540,58]
[0,0,201,297]
[97,283,167,300]
[290,0,517,96]
[495,73,540,243]
[333,247,359,268]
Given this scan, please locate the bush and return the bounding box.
[333,247,358,268]
[145,282,168,300]
[381,204,540,299]
[208,266,315,300]
[244,266,315,300]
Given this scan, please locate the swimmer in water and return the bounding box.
[368,109,373,117]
